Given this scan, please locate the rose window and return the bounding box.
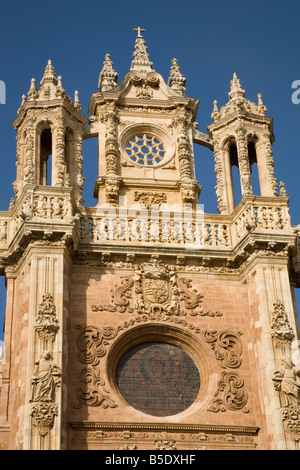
[116,342,200,416]
[126,134,166,166]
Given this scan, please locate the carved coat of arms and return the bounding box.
[135,260,179,317]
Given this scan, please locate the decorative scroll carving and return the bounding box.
[129,71,159,100]
[202,330,243,368]
[77,325,120,366]
[76,367,117,409]
[178,278,222,317]
[91,277,134,314]
[208,371,249,413]
[34,293,59,348]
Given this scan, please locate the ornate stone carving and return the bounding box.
[178,278,222,317]
[272,360,300,408]
[175,116,192,180]
[30,351,61,403]
[270,299,300,446]
[98,54,118,91]
[104,177,120,206]
[34,293,59,348]
[168,58,186,96]
[135,260,179,318]
[208,371,249,413]
[235,122,252,196]
[77,325,120,366]
[30,351,61,440]
[76,367,117,409]
[154,432,177,450]
[202,330,243,368]
[30,402,58,438]
[133,191,167,209]
[270,300,294,348]
[91,277,134,314]
[104,111,119,178]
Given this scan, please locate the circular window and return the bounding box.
[126,134,165,166]
[116,342,200,417]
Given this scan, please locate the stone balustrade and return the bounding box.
[0,194,293,252]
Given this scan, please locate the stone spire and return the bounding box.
[40,59,57,86]
[131,27,153,71]
[228,72,245,101]
[167,58,187,96]
[98,53,118,91]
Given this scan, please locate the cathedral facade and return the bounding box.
[0,29,300,450]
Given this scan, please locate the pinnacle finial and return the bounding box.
[131,27,153,71]
[74,90,82,111]
[229,72,245,101]
[98,53,118,91]
[40,58,57,86]
[168,58,186,96]
[211,100,220,121]
[257,93,267,115]
[28,78,38,100]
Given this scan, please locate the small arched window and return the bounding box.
[248,141,260,196]
[40,128,52,185]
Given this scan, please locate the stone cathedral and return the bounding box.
[0,28,300,451]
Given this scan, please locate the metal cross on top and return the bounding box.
[133,27,145,38]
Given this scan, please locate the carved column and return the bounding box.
[53,117,66,187]
[175,116,192,180]
[104,111,119,176]
[213,138,226,214]
[255,127,278,197]
[75,130,84,205]
[235,122,252,197]
[103,111,120,204]
[24,114,36,185]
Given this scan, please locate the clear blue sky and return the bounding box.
[0,0,299,339]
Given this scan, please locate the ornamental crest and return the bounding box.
[135,260,179,317]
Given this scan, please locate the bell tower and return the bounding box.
[13,59,87,205]
[208,73,278,214]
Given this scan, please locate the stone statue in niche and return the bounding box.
[30,351,61,403]
[272,359,300,408]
